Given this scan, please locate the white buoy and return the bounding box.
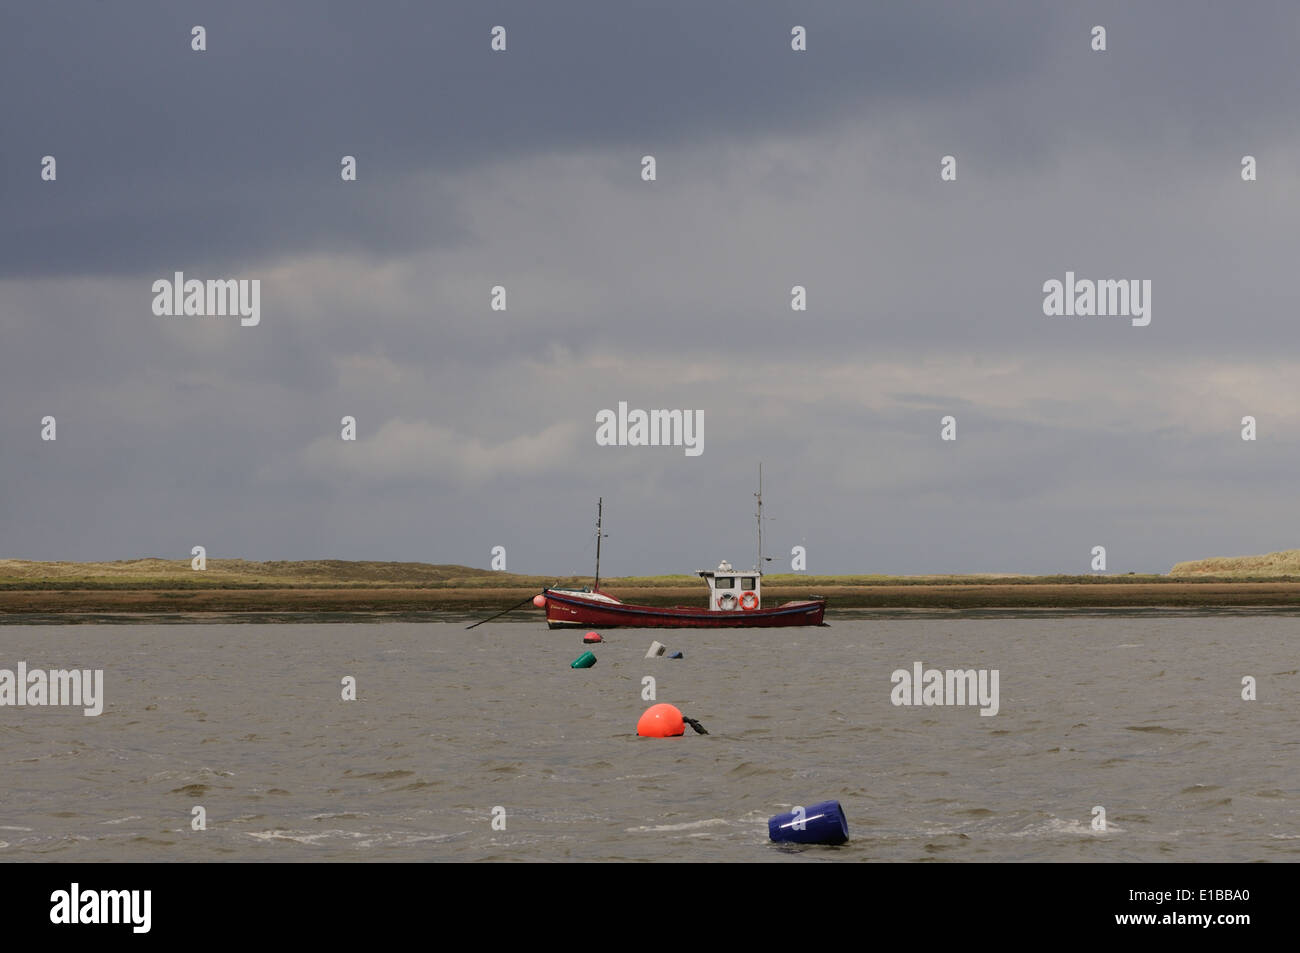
[645,640,667,659]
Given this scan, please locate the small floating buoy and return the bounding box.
[571,651,597,669]
[636,703,684,737]
[768,800,849,846]
[532,594,547,608]
[668,651,683,659]
[645,640,667,658]
[583,631,604,644]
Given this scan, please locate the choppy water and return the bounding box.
[0,615,1295,861]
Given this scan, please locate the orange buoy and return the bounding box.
[637,703,685,737]
[583,631,603,643]
[532,594,547,608]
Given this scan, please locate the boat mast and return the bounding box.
[594,497,603,591]
[755,464,763,574]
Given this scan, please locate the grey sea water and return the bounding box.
[0,615,1295,862]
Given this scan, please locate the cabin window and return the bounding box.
[714,577,735,589]
[741,577,756,590]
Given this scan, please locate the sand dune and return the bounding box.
[1170,549,1300,577]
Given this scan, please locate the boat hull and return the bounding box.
[543,589,826,629]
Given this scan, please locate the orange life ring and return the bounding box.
[739,591,759,610]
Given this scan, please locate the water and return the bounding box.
[0,615,1295,861]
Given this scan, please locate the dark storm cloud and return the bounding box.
[3,2,1295,279]
[5,0,1050,278]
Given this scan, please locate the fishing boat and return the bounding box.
[536,468,826,629]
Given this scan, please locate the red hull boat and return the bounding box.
[542,586,826,629]
[537,472,826,629]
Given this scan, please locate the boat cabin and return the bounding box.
[697,560,761,611]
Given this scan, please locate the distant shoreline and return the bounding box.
[7,556,1300,616]
[3,556,1300,617]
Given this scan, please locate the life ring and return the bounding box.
[717,592,737,610]
[739,591,759,610]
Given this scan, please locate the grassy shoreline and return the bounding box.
[4,558,1300,616]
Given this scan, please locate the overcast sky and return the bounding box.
[3,2,1298,576]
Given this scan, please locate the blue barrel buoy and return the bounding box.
[768,800,849,845]
[571,651,597,669]
[668,651,684,659]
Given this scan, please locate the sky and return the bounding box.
[2,1,1299,576]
